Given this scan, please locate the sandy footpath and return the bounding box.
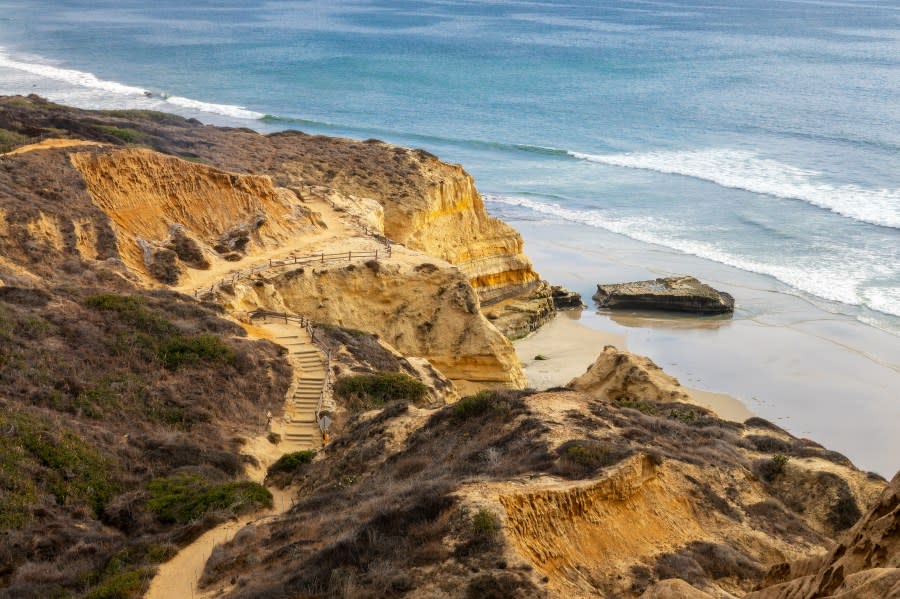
[514,310,753,422]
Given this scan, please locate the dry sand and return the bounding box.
[514,310,753,422]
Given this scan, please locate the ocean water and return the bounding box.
[0,0,897,335]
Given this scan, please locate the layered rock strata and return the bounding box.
[594,275,735,315]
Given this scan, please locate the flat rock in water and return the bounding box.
[593,276,734,315]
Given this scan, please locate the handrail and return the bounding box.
[248,309,333,431]
[194,240,391,299]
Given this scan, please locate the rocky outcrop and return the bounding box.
[747,471,900,599]
[223,249,526,393]
[69,147,322,283]
[568,345,693,404]
[483,282,584,340]
[594,276,735,315]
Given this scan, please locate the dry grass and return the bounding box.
[0,283,290,598]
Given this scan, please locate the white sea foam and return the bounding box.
[568,149,900,229]
[0,47,148,95]
[164,96,264,120]
[0,47,263,120]
[483,194,898,316]
[860,287,900,318]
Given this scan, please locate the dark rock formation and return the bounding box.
[551,285,583,309]
[593,276,734,315]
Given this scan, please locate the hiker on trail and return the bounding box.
[266,410,273,427]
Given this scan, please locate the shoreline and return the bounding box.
[511,219,899,477]
[513,311,754,423]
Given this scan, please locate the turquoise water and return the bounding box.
[0,0,898,473]
[0,0,897,334]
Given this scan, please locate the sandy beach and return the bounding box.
[510,219,899,477]
[514,310,753,423]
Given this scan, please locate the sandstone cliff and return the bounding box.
[69,147,322,283]
[0,97,571,337]
[220,246,526,393]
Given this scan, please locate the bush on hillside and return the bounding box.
[334,372,427,411]
[146,473,272,524]
[268,450,317,476]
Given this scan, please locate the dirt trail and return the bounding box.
[145,320,328,598]
[173,193,379,295]
[146,192,379,598]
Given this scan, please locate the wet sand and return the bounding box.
[514,311,753,423]
[510,219,900,477]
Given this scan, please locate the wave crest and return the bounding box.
[484,194,899,319]
[0,47,263,120]
[569,149,900,229]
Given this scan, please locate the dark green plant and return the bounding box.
[451,390,521,420]
[0,411,119,528]
[334,372,427,410]
[95,125,145,144]
[757,453,791,482]
[268,449,317,475]
[157,333,235,369]
[472,508,499,538]
[146,473,272,524]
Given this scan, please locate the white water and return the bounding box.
[0,47,263,120]
[569,149,900,230]
[485,193,900,321]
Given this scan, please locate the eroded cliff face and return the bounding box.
[69,147,322,283]
[746,471,900,599]
[220,248,526,392]
[482,388,885,599]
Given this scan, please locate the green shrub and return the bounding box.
[0,411,119,528]
[157,333,234,369]
[0,128,27,153]
[451,390,518,420]
[95,125,145,144]
[757,453,791,482]
[85,294,174,336]
[334,372,427,411]
[268,449,317,475]
[472,508,499,538]
[146,472,272,524]
[84,567,150,599]
[564,443,610,467]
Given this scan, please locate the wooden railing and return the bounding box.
[194,242,391,298]
[248,309,333,429]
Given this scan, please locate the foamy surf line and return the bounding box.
[568,149,900,230]
[484,193,900,320]
[0,47,264,120]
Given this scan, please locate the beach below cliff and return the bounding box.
[508,219,900,477]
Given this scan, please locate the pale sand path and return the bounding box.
[514,311,752,422]
[145,319,327,599]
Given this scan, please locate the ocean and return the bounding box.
[0,0,898,472]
